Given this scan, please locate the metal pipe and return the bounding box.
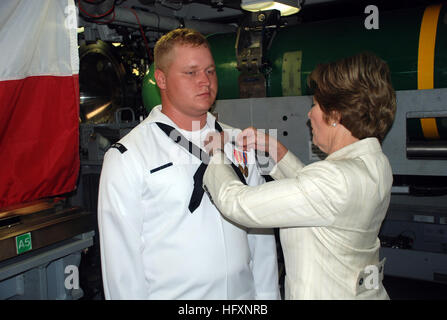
[406,141,447,159]
[113,7,237,34]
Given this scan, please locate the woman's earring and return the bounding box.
[331,122,337,127]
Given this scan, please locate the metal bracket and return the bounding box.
[235,10,281,98]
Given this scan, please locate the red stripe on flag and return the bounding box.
[0,75,80,209]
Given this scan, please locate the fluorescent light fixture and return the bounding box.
[241,0,301,16]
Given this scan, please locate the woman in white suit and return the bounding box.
[203,52,397,299]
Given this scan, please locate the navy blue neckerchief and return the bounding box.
[156,121,247,213]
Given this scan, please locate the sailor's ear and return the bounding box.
[154,69,166,90]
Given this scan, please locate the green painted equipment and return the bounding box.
[142,4,447,111]
[142,64,160,113]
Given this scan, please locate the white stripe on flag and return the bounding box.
[0,0,79,81]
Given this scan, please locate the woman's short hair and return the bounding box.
[154,28,209,72]
[307,52,396,142]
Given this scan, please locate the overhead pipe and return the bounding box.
[78,0,237,34]
[112,7,237,34]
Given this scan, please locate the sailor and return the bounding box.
[97,28,280,300]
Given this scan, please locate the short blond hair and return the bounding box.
[154,28,210,72]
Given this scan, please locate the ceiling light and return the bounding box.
[241,0,301,16]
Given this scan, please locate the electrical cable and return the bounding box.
[78,0,115,19]
[78,0,154,61]
[93,10,116,24]
[83,0,108,4]
[125,6,154,61]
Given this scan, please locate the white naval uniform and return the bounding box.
[97,105,280,300]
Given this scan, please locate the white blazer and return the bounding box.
[98,105,280,300]
[203,138,391,299]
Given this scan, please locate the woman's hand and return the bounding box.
[236,126,269,153]
[236,126,288,163]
